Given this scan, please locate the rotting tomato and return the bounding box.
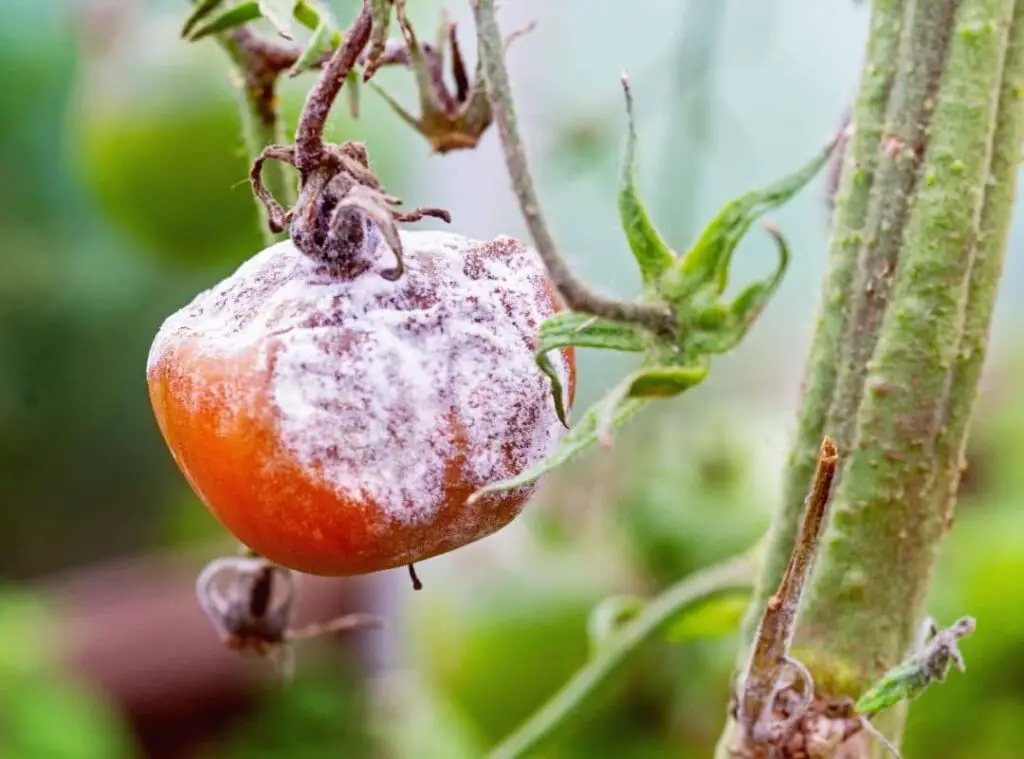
[146,231,576,576]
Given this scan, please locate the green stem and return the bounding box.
[825,0,960,454]
[215,29,296,245]
[934,0,1024,524]
[487,555,754,759]
[736,0,906,662]
[795,0,1014,694]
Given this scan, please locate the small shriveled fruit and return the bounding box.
[147,231,575,576]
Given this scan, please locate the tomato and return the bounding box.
[146,231,575,575]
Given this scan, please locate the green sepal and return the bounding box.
[469,359,709,501]
[672,135,838,296]
[692,224,790,355]
[534,311,646,427]
[182,0,227,38]
[588,595,645,658]
[619,79,676,286]
[592,362,708,447]
[466,396,648,503]
[623,362,709,397]
[259,0,298,39]
[188,2,261,40]
[290,2,341,77]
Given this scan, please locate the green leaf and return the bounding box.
[663,591,750,643]
[588,595,645,657]
[534,311,646,427]
[182,0,227,38]
[467,395,648,502]
[673,135,838,296]
[618,77,676,286]
[188,2,261,40]
[259,0,298,38]
[289,3,341,77]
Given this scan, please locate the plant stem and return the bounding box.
[487,555,755,759]
[214,28,297,244]
[737,0,906,662]
[933,0,1024,525]
[471,0,677,337]
[795,0,1015,694]
[825,0,959,454]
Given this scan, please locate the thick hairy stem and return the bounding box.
[737,0,906,663]
[471,0,676,336]
[215,28,298,243]
[826,0,959,453]
[934,0,1024,523]
[487,555,754,759]
[795,0,1013,696]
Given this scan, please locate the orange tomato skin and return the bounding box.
[147,232,575,577]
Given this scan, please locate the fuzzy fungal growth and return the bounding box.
[147,231,575,576]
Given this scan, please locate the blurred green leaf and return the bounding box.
[260,0,299,38]
[188,2,261,40]
[182,0,226,37]
[663,591,750,643]
[290,9,341,76]
[0,589,138,759]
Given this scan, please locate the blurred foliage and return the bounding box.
[205,659,375,759]
[0,589,138,759]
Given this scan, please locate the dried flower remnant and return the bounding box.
[371,1,532,153]
[732,437,837,750]
[196,554,382,679]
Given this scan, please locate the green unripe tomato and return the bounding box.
[69,11,271,269]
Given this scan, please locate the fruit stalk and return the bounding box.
[471,0,677,336]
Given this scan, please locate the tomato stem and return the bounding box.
[471,0,677,337]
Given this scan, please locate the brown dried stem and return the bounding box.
[295,5,374,173]
[471,0,676,336]
[736,437,838,748]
